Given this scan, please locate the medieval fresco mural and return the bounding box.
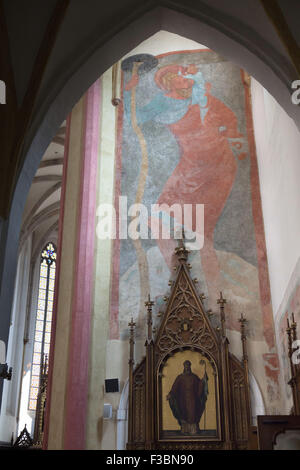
[109,49,279,409]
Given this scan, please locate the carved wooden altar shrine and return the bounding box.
[127,238,252,450]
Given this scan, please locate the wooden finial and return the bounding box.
[291,312,298,342]
[238,313,248,362]
[128,317,136,367]
[217,292,227,336]
[174,227,189,262]
[286,315,293,357]
[217,291,227,306]
[145,294,154,309]
[145,295,154,341]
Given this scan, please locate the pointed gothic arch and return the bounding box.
[2,5,299,418]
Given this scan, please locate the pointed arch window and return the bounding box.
[29,242,56,410]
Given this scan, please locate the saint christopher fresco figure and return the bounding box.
[167,359,208,435]
[124,58,247,303]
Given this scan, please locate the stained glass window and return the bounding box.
[29,242,56,411]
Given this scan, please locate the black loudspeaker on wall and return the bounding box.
[105,378,119,393]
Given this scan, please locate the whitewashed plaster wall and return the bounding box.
[122,31,208,58]
[251,79,300,320]
[0,232,58,444]
[0,236,32,442]
[18,233,58,439]
[86,70,116,450]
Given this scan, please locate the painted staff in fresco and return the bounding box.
[167,360,208,435]
[124,58,247,299]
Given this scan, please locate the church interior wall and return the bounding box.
[252,78,300,410]
[81,33,288,449]
[86,69,116,449]
[2,29,299,450]
[252,79,300,317]
[275,259,300,413]
[0,236,32,442]
[110,42,279,421]
[0,2,299,451]
[97,33,210,451]
[0,230,59,443]
[47,98,87,449]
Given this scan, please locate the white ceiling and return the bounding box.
[20,121,65,258]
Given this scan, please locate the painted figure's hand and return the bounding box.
[125,73,139,91]
[180,66,189,76]
[186,64,197,75]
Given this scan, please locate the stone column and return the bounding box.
[44,79,101,449]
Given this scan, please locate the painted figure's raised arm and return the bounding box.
[124,84,190,126]
[124,87,170,124]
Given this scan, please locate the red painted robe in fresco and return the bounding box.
[157,94,243,241]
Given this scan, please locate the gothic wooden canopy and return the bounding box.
[127,237,252,450]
